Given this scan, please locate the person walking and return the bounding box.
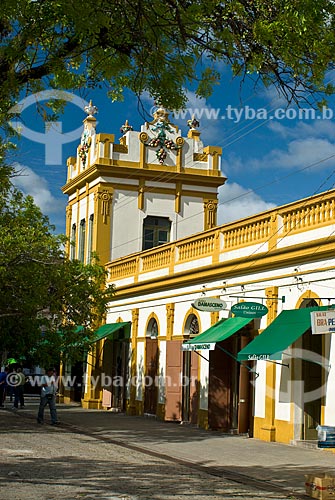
[0,366,9,407]
[37,368,59,425]
[12,367,26,409]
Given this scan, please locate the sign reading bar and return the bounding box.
[231,302,268,318]
[311,310,335,334]
[181,343,216,351]
[191,297,227,312]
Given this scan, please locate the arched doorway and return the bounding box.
[182,314,199,424]
[208,320,254,433]
[299,298,323,440]
[144,318,159,415]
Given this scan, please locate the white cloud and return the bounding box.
[250,137,335,171]
[218,182,276,224]
[12,164,65,215]
[267,117,335,140]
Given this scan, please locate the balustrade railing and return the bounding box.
[107,191,335,282]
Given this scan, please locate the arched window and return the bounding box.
[70,223,76,260]
[184,314,199,337]
[86,214,94,263]
[78,218,86,262]
[146,318,158,339]
[300,298,319,308]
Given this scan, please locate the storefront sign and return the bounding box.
[231,302,268,318]
[311,310,335,334]
[181,343,216,351]
[191,297,227,312]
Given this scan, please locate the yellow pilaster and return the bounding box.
[166,303,175,341]
[66,156,76,182]
[82,342,104,409]
[210,310,220,325]
[65,205,72,256]
[139,132,148,168]
[128,309,139,415]
[203,199,218,230]
[175,182,182,214]
[93,186,113,265]
[259,286,279,441]
[138,179,145,210]
[176,137,184,172]
[96,133,115,159]
[268,212,279,251]
[203,146,222,171]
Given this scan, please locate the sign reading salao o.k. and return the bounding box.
[311,310,335,334]
[231,302,268,318]
[191,297,227,312]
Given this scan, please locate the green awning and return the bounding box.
[237,307,326,362]
[182,317,252,351]
[92,322,131,343]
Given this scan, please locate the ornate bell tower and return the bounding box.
[62,102,226,266]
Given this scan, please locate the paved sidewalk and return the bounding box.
[6,397,335,497]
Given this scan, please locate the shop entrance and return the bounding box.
[208,332,252,433]
[102,338,129,411]
[144,318,159,415]
[181,350,199,424]
[302,329,323,440]
[144,337,158,414]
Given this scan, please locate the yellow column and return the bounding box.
[65,205,72,256]
[203,199,218,230]
[93,186,113,265]
[82,342,103,409]
[166,303,175,341]
[128,309,139,415]
[259,286,278,442]
[139,132,148,168]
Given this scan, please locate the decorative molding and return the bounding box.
[193,153,207,162]
[95,189,113,224]
[204,199,218,230]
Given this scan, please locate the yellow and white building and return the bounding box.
[62,102,335,446]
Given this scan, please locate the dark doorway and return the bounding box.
[182,350,199,424]
[144,337,158,415]
[208,333,252,433]
[102,338,130,411]
[71,361,84,402]
[302,329,323,440]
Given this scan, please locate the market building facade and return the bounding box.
[61,103,335,446]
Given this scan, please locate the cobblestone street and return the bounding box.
[0,404,294,500]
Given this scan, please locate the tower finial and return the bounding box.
[84,100,98,117]
[120,119,133,135]
[187,114,200,130]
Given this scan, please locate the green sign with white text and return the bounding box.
[231,302,268,318]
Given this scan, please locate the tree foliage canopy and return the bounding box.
[0,0,335,122]
[1,0,335,364]
[0,182,115,366]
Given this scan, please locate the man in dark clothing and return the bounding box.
[0,367,9,407]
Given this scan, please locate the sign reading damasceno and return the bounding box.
[231,302,268,318]
[191,297,227,312]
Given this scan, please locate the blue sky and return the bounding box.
[10,73,335,235]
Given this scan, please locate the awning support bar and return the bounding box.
[194,351,209,363]
[216,345,259,378]
[267,360,289,368]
